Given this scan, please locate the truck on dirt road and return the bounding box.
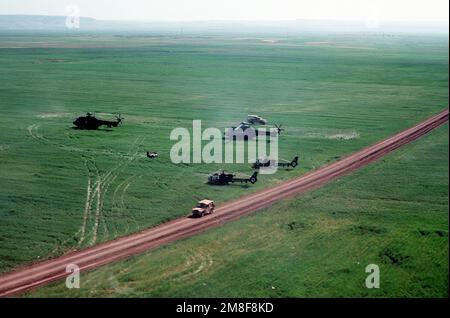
[191,199,215,218]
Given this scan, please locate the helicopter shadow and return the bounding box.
[71,127,115,132]
[222,136,272,143]
[205,182,252,189]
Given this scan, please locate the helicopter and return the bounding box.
[247,114,267,125]
[224,122,284,140]
[73,113,123,130]
[207,170,258,185]
[252,156,299,170]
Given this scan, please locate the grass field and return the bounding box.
[0,31,448,282]
[27,123,449,298]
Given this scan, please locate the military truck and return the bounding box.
[191,199,215,218]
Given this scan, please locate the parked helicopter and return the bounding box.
[73,113,123,130]
[247,114,267,125]
[252,156,299,170]
[208,170,258,185]
[224,122,284,140]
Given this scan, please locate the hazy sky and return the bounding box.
[0,0,448,22]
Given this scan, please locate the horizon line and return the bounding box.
[0,14,448,24]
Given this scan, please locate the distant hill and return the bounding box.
[0,15,100,31]
[0,15,447,34]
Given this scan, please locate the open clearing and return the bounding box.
[25,118,449,298]
[0,108,447,296]
[0,32,448,297]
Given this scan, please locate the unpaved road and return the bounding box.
[0,109,448,297]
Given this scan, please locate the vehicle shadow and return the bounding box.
[71,127,114,132]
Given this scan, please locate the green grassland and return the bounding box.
[27,122,449,298]
[0,32,448,276]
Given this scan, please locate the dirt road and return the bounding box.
[0,109,448,297]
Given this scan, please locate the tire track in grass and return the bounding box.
[79,159,101,247]
[179,252,213,279]
[150,251,214,286]
[78,160,94,247]
[27,127,146,244]
[111,179,129,237]
[121,175,143,234]
[90,176,102,246]
[84,137,146,246]
[100,137,145,238]
[27,124,146,247]
[120,175,142,215]
[26,124,138,159]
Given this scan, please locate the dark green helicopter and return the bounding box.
[73,112,123,130]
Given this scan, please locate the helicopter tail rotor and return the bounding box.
[116,114,124,125]
[275,124,284,135]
